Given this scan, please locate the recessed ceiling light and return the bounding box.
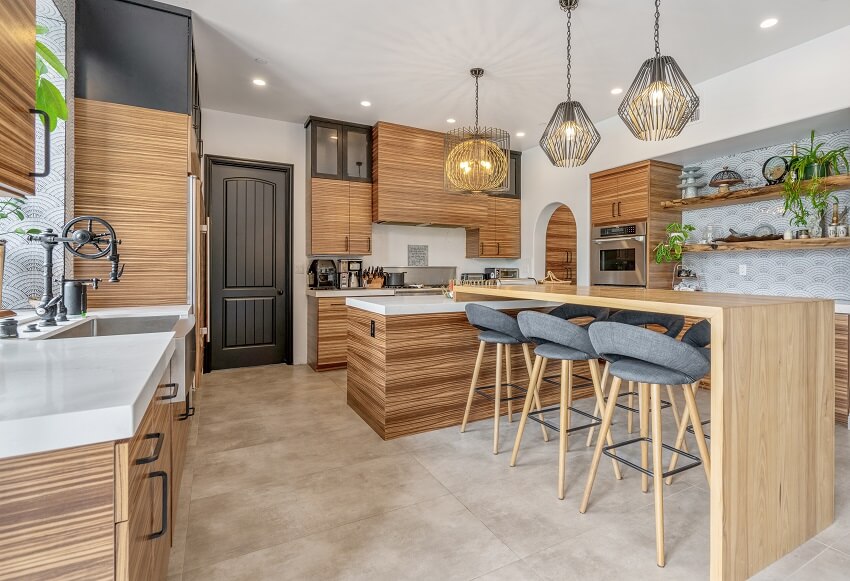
[610,87,623,95]
[515,132,526,137]
[360,100,372,107]
[254,58,268,64]
[446,118,456,124]
[252,78,266,86]
[760,17,778,29]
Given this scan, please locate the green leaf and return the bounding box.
[35,40,68,79]
[13,210,24,220]
[36,78,67,131]
[36,56,47,79]
[36,24,49,35]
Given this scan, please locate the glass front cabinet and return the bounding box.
[307,117,372,183]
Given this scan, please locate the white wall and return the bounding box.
[522,25,850,285]
[201,109,309,364]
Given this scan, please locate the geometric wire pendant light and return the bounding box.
[618,0,699,141]
[444,68,510,193]
[540,0,600,167]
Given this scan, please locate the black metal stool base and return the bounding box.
[612,391,672,414]
[526,404,601,434]
[542,372,593,391]
[473,382,528,403]
[686,419,711,440]
[602,436,702,479]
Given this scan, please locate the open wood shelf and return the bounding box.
[684,237,850,253]
[660,174,850,210]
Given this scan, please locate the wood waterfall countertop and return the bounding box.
[452,283,835,581]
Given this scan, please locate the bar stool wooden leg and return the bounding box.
[665,385,688,453]
[627,382,635,434]
[650,383,666,568]
[580,376,623,513]
[585,361,610,447]
[505,344,514,423]
[588,360,623,480]
[461,341,486,433]
[493,343,504,455]
[665,383,693,486]
[639,382,650,493]
[510,355,543,467]
[558,360,570,499]
[683,381,711,486]
[522,344,549,442]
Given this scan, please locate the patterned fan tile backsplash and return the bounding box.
[681,129,850,299]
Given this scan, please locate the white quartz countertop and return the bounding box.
[346,295,563,316]
[0,332,175,459]
[306,288,395,298]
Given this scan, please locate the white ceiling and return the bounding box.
[171,0,850,150]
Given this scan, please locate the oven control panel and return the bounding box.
[592,222,646,240]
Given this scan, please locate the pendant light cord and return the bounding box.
[474,74,480,131]
[566,5,572,101]
[654,0,661,57]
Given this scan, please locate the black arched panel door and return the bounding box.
[208,157,292,369]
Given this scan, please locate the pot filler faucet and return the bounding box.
[27,216,124,326]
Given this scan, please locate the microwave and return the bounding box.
[485,268,520,280]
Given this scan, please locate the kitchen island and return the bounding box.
[451,284,834,581]
[345,295,569,440]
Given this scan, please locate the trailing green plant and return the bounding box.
[35,24,68,132]
[782,130,849,228]
[654,222,696,263]
[0,198,41,237]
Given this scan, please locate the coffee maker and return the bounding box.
[308,259,337,289]
[337,260,363,289]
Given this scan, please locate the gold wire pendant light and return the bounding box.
[540,0,600,167]
[618,0,699,141]
[444,68,510,193]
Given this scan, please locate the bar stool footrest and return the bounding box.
[474,383,528,403]
[686,419,711,440]
[602,436,702,479]
[611,391,671,414]
[542,373,593,390]
[526,405,602,434]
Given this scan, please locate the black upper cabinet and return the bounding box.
[306,117,372,183]
[76,0,193,115]
[507,151,521,199]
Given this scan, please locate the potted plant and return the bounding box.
[0,198,42,307]
[35,24,68,132]
[654,222,696,263]
[783,131,849,232]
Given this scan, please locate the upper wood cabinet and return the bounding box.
[307,117,372,183]
[309,178,372,256]
[466,197,521,259]
[590,164,650,226]
[372,121,492,226]
[0,0,37,198]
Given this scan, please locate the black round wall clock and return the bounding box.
[762,156,788,185]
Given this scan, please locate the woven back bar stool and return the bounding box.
[580,322,711,568]
[510,309,623,500]
[461,304,549,455]
[585,310,685,446]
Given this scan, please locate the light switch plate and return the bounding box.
[738,264,747,276]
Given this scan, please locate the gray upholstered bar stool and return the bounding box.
[511,309,623,500]
[666,319,712,484]
[580,322,711,568]
[585,310,685,445]
[461,304,549,455]
[541,304,610,392]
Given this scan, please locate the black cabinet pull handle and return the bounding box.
[497,242,501,255]
[158,383,179,400]
[480,242,484,256]
[611,202,615,217]
[617,201,622,216]
[148,470,168,540]
[367,236,371,253]
[135,433,164,465]
[29,109,51,178]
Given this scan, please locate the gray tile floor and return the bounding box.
[168,364,850,580]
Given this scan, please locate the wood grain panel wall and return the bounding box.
[646,161,683,289]
[836,314,849,426]
[308,296,348,371]
[74,98,189,307]
[0,0,36,198]
[347,307,589,440]
[545,205,578,281]
[0,443,115,580]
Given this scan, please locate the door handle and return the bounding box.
[148,471,168,540]
[345,236,349,252]
[29,109,51,178]
[497,242,501,255]
[611,202,615,217]
[480,242,484,256]
[367,236,371,253]
[158,382,179,400]
[275,288,284,295]
[617,201,622,216]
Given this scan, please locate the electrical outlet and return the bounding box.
[738,264,747,276]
